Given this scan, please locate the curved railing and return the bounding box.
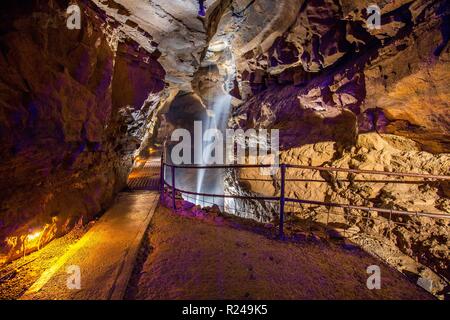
[159,156,450,238]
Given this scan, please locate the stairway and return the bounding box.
[127,157,161,191]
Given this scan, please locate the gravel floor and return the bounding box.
[126,206,433,300]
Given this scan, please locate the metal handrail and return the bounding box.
[163,181,279,202]
[286,164,450,180]
[164,181,449,220]
[160,157,450,238]
[163,162,450,180]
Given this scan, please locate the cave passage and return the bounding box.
[0,0,449,303]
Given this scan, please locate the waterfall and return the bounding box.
[192,42,237,208]
[163,42,236,209]
[194,93,232,207]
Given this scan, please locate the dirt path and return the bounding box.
[128,206,433,300]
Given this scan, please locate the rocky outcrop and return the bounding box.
[228,133,449,281]
[91,0,226,90]
[0,0,165,262]
[225,0,449,153]
[229,73,359,150]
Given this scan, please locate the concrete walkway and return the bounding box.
[21,191,159,300]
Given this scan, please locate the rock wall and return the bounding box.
[233,133,449,280]
[211,0,450,285]
[0,0,165,262]
[226,0,449,153]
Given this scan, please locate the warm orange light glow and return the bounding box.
[27,231,42,242]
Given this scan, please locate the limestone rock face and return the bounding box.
[228,133,449,280]
[229,79,359,150]
[0,0,165,261]
[225,0,449,153]
[91,0,223,89]
[214,0,449,285]
[362,9,450,153]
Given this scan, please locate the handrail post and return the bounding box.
[171,165,176,211]
[279,164,286,239]
[160,154,164,202]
